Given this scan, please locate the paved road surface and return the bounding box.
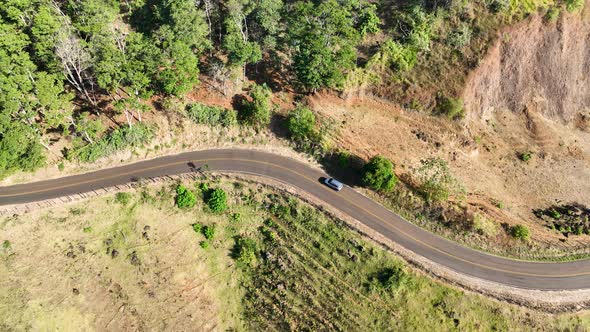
[1,149,589,290]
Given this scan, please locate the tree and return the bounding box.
[232,236,257,267]
[362,155,397,192]
[242,83,272,127]
[35,72,74,132]
[55,25,97,106]
[75,112,105,143]
[155,0,210,50]
[158,41,200,96]
[207,188,227,213]
[176,184,197,208]
[287,106,316,141]
[0,22,47,178]
[286,0,370,91]
[30,4,61,72]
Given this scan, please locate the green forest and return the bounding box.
[0,0,580,178]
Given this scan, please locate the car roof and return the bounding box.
[329,178,343,186]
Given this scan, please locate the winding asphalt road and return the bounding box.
[1,149,589,291]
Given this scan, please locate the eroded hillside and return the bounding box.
[464,6,590,123]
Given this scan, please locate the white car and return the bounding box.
[323,178,344,191]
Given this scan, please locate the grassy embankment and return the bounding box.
[1,177,589,330]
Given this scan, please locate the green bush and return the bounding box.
[519,151,532,162]
[220,108,238,127]
[232,236,258,267]
[115,192,131,205]
[367,265,409,293]
[544,7,560,22]
[362,155,397,192]
[202,225,215,240]
[199,240,209,249]
[241,83,272,127]
[287,106,316,141]
[207,188,227,213]
[447,24,472,49]
[175,184,197,209]
[511,224,530,240]
[381,39,417,72]
[565,0,584,12]
[436,96,465,120]
[338,151,352,168]
[72,124,154,163]
[192,223,202,233]
[186,103,237,127]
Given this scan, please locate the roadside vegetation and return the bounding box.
[2,0,583,178]
[2,178,590,330]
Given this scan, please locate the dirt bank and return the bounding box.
[463,6,590,123]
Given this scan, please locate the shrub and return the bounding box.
[186,103,221,125]
[436,96,464,120]
[287,106,316,141]
[186,103,237,127]
[241,83,272,128]
[519,151,532,162]
[338,151,352,168]
[232,236,258,267]
[511,224,530,240]
[175,184,197,209]
[220,108,238,127]
[207,188,227,213]
[199,240,209,249]
[83,227,92,233]
[3,240,11,249]
[447,24,472,49]
[115,192,131,205]
[473,213,498,237]
[367,265,409,293]
[230,213,241,222]
[202,225,215,240]
[544,7,560,22]
[565,0,584,12]
[192,223,202,233]
[415,158,465,203]
[381,39,417,72]
[57,162,65,171]
[362,156,397,192]
[72,124,154,163]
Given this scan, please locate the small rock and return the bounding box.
[142,232,150,240]
[66,251,76,259]
[143,225,150,231]
[111,249,119,258]
[72,288,80,295]
[104,238,113,246]
[129,252,140,266]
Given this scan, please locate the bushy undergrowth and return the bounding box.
[510,224,530,240]
[186,103,237,127]
[70,124,154,163]
[534,203,590,236]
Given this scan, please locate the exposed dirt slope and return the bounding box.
[463,6,590,123]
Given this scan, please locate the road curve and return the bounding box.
[1,149,589,290]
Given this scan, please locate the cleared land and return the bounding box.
[1,178,589,330]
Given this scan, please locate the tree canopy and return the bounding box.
[362,156,398,192]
